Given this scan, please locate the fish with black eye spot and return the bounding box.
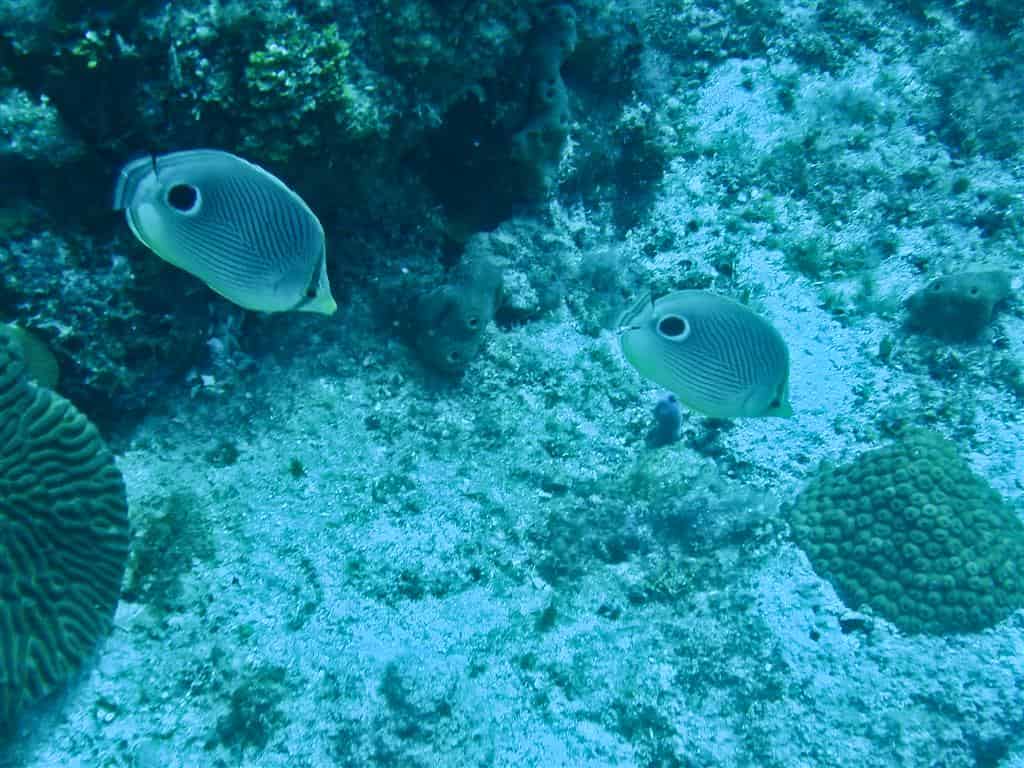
[113,149,337,315]
[618,290,792,419]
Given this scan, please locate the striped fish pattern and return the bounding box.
[618,290,792,419]
[113,149,336,314]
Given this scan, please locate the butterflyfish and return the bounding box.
[113,149,336,315]
[619,290,792,419]
[1,324,59,390]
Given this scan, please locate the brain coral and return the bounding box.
[0,330,130,727]
[788,428,1024,634]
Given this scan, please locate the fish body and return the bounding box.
[113,149,336,315]
[1,324,59,389]
[619,290,792,419]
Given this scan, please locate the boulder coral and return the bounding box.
[787,428,1024,634]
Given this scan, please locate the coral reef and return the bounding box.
[239,20,381,163]
[0,330,130,728]
[407,3,581,237]
[0,88,83,164]
[0,0,674,418]
[1,231,208,425]
[465,217,574,324]
[788,428,1024,634]
[904,270,1014,341]
[3,0,1024,762]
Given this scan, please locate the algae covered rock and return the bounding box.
[904,270,1014,341]
[787,428,1024,635]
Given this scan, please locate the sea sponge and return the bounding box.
[0,331,130,727]
[510,4,577,190]
[904,269,1014,340]
[411,254,503,374]
[645,393,682,448]
[787,428,1024,634]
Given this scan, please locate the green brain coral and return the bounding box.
[0,330,130,728]
[788,428,1024,634]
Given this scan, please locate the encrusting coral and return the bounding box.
[787,428,1024,634]
[0,330,130,728]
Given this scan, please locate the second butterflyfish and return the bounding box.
[619,289,792,419]
[113,149,337,314]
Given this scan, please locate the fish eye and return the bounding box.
[166,183,200,213]
[306,287,318,299]
[656,314,690,340]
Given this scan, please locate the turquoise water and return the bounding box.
[1,1,1023,766]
